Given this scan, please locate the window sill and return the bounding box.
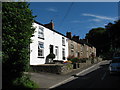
[38,57,44,58]
[38,37,44,40]
[62,44,65,46]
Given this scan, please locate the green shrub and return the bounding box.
[13,75,39,89]
[80,58,87,63]
[70,57,79,63]
[2,2,36,88]
[66,64,73,69]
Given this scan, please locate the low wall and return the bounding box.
[30,64,73,74]
[94,57,103,63]
[30,60,92,74]
[30,57,103,74]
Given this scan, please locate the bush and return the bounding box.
[80,58,87,63]
[63,60,72,64]
[70,57,79,63]
[2,2,36,88]
[67,55,74,60]
[13,75,39,89]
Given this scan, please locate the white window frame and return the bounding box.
[38,26,44,39]
[38,41,44,57]
[62,37,65,46]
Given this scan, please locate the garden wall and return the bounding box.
[30,57,102,74]
[30,64,73,74]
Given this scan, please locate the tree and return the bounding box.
[85,20,120,59]
[105,20,120,53]
[2,2,37,88]
[85,27,109,56]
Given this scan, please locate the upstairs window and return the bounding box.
[62,37,65,46]
[71,44,74,49]
[71,41,74,49]
[71,50,74,56]
[38,41,44,57]
[38,26,44,39]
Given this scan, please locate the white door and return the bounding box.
[55,46,59,60]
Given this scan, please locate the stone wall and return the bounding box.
[30,57,103,74]
[30,64,73,74]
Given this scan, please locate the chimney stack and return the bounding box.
[72,35,79,41]
[44,20,54,30]
[66,32,72,39]
[50,20,54,30]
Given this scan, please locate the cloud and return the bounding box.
[47,8,57,12]
[89,19,102,22]
[71,19,101,24]
[82,13,115,21]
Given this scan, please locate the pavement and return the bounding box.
[28,60,110,89]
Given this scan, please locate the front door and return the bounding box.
[50,45,53,53]
[55,46,59,60]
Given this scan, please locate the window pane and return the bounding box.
[62,48,65,57]
[38,43,44,48]
[38,42,44,57]
[38,26,44,38]
[62,37,65,45]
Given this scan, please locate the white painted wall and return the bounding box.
[30,22,68,65]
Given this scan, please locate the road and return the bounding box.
[51,60,120,88]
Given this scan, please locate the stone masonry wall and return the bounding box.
[30,57,102,74]
[30,64,73,74]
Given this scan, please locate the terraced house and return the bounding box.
[66,32,96,59]
[30,20,68,65]
[30,20,96,65]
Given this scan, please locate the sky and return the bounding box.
[29,2,118,39]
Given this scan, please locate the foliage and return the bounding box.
[85,20,120,58]
[67,55,75,60]
[66,63,73,69]
[79,58,87,63]
[67,55,81,63]
[63,60,72,64]
[2,2,36,88]
[105,20,120,52]
[13,75,39,89]
[85,27,108,56]
[70,57,79,63]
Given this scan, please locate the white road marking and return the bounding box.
[49,76,75,88]
[49,60,108,89]
[76,62,100,76]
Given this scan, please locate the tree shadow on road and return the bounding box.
[50,63,120,89]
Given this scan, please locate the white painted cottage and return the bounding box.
[30,20,68,65]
